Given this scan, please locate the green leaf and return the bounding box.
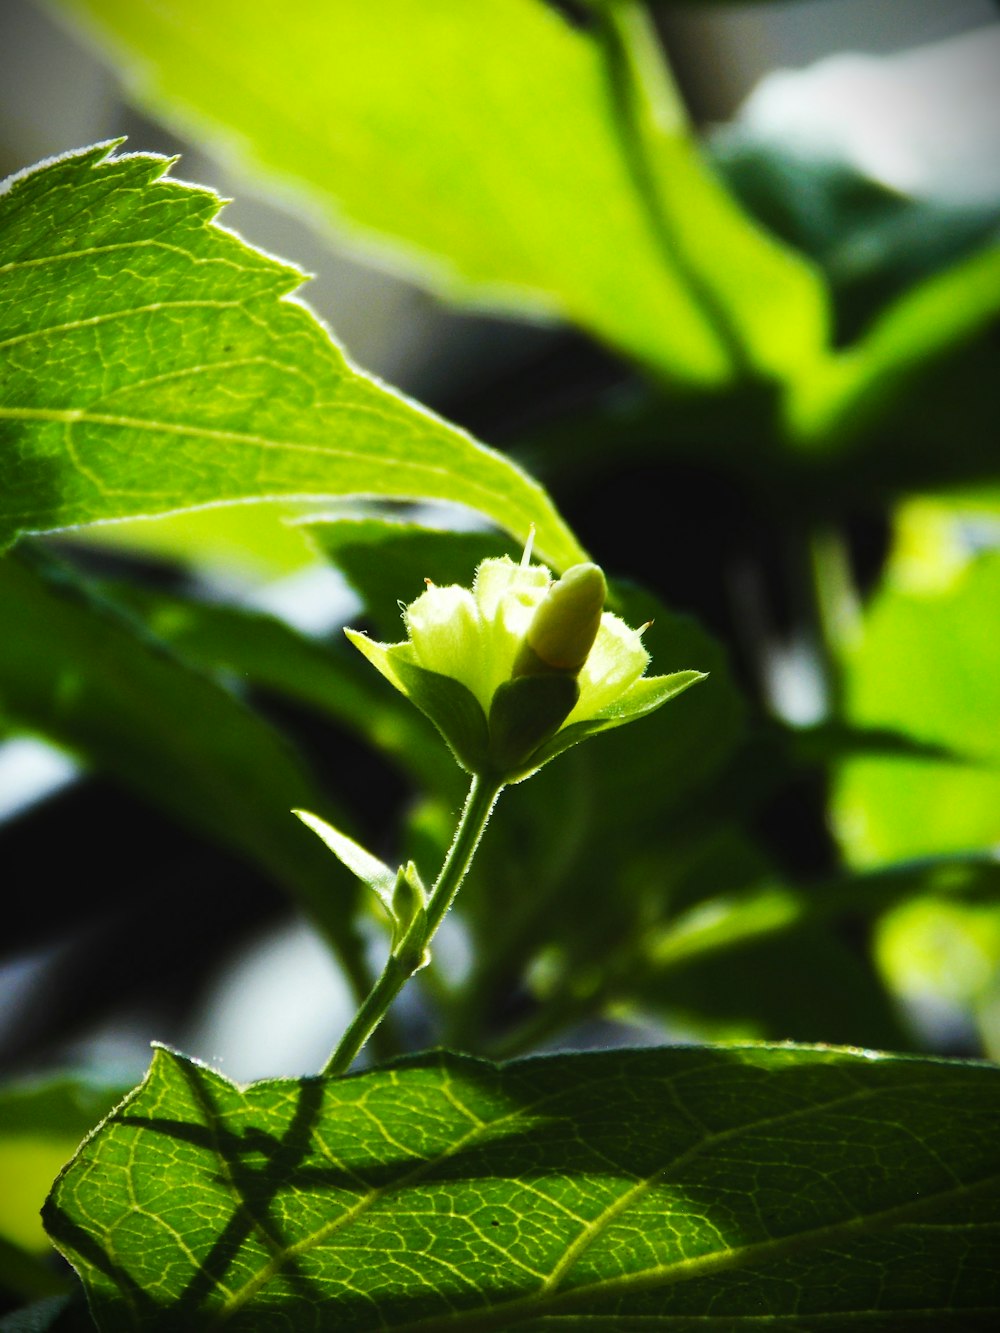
[387,654,493,777]
[45,1044,1000,1330]
[792,241,1000,445]
[103,581,460,796]
[627,838,983,1048]
[0,142,583,569]
[486,672,580,777]
[293,810,396,916]
[0,546,366,975]
[509,832,909,1052]
[595,1,830,388]
[645,922,911,1049]
[527,669,705,772]
[833,545,1000,868]
[0,1075,133,1260]
[712,132,1000,346]
[56,0,814,385]
[781,718,963,766]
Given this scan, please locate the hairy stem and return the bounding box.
[323,774,503,1076]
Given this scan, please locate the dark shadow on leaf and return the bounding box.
[48,1048,1000,1331]
[166,1063,326,1322]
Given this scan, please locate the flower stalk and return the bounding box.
[322,774,502,1075]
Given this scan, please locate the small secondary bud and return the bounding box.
[513,563,606,678]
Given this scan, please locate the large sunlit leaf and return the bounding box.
[56,0,828,386]
[0,142,583,569]
[596,1,829,388]
[45,1044,1000,1331]
[0,545,366,974]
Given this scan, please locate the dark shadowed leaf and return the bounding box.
[0,545,366,975]
[103,581,460,797]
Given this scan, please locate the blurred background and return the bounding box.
[1,0,999,1094]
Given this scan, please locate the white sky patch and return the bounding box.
[0,737,78,823]
[738,24,1000,203]
[247,562,361,636]
[184,917,359,1082]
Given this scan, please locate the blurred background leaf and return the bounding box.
[52,0,712,382]
[834,511,1000,867]
[0,544,372,1001]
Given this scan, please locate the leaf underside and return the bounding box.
[44,1044,1000,1331]
[0,142,583,569]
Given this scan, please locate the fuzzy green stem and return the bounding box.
[322,774,503,1076]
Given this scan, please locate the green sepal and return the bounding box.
[487,673,580,778]
[515,670,707,781]
[293,809,396,915]
[345,628,490,773]
[391,656,491,774]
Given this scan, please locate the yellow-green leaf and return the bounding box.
[0,142,583,569]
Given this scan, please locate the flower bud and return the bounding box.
[346,549,703,783]
[513,563,607,678]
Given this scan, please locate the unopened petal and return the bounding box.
[568,613,650,723]
[475,557,551,703]
[405,584,488,707]
[473,556,550,620]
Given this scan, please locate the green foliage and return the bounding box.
[45,1044,1000,1331]
[49,0,1000,458]
[0,1075,133,1309]
[1,1,998,1327]
[59,0,799,385]
[102,579,459,795]
[0,1076,131,1254]
[835,537,1000,867]
[0,141,581,568]
[0,545,368,978]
